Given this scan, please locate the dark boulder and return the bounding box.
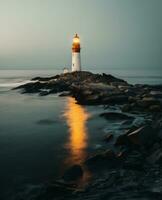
[127,125,158,147]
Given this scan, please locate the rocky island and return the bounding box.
[14,71,162,200]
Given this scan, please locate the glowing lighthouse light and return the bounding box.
[72,34,81,72]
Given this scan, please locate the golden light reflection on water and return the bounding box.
[64,97,90,166]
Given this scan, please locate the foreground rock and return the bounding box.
[127,125,158,147]
[115,125,158,148]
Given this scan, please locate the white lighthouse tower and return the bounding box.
[71,34,81,72]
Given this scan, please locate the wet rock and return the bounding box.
[104,149,117,159]
[147,148,162,164]
[63,165,83,182]
[39,90,50,96]
[117,150,128,160]
[137,97,161,108]
[115,133,130,146]
[85,149,118,170]
[127,125,157,147]
[128,96,138,103]
[102,94,128,104]
[31,75,60,81]
[121,104,131,112]
[149,105,162,112]
[100,112,134,121]
[121,120,133,127]
[103,133,114,143]
[150,90,162,98]
[123,159,143,171]
[79,94,101,105]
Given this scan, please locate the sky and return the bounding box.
[0,0,161,69]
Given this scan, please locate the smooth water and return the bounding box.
[0,68,161,199]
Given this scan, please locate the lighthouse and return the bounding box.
[72,34,81,72]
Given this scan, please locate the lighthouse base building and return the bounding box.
[71,34,81,72]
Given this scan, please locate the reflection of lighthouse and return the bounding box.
[72,34,81,72]
[63,97,92,184]
[64,97,89,165]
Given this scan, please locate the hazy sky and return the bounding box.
[0,0,161,69]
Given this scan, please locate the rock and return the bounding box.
[150,90,162,98]
[127,125,157,147]
[128,96,138,103]
[118,85,131,90]
[101,73,128,84]
[115,125,158,148]
[15,71,127,93]
[124,89,136,96]
[104,149,117,159]
[115,133,130,146]
[123,158,143,171]
[85,149,118,170]
[117,150,128,160]
[137,97,161,108]
[110,82,128,87]
[102,94,128,105]
[100,112,134,121]
[75,93,101,105]
[121,104,131,112]
[31,75,60,81]
[149,105,161,112]
[103,133,114,143]
[147,148,162,164]
[39,90,50,96]
[63,165,83,182]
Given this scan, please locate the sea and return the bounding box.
[0,67,162,199]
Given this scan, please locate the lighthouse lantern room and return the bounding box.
[72,34,81,72]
